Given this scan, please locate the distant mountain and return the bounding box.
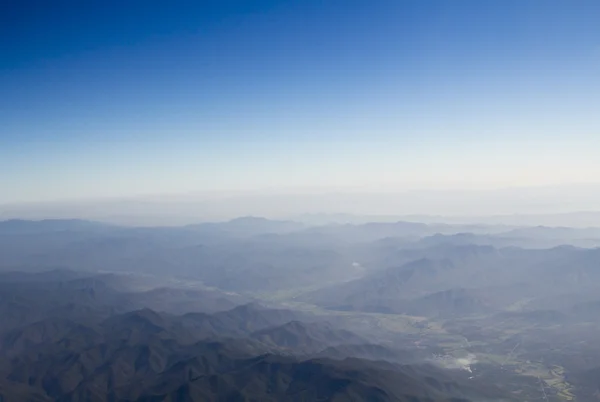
[0,218,115,233]
[0,271,250,335]
[250,320,366,353]
[503,226,600,240]
[0,268,86,283]
[415,233,523,249]
[542,248,600,286]
[302,258,459,313]
[303,221,431,243]
[0,224,354,292]
[0,279,122,332]
[403,288,492,318]
[186,216,305,236]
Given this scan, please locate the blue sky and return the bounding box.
[1,0,600,204]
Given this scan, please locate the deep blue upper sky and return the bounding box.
[1,1,600,203]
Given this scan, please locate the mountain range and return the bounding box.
[2,218,600,400]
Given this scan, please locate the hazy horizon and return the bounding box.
[3,183,600,227]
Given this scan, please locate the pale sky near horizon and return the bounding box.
[2,1,600,204]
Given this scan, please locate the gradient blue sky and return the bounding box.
[2,0,600,204]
